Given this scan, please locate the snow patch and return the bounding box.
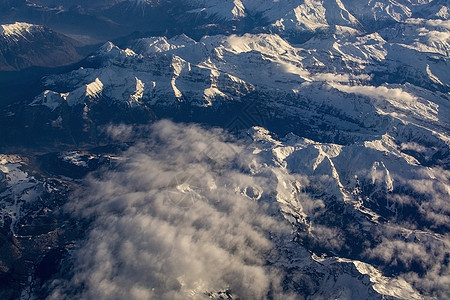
[128,77,145,106]
[85,78,103,98]
[0,22,42,41]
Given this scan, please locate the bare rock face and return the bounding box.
[0,22,82,71]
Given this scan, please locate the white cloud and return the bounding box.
[330,83,417,103]
[103,123,134,141]
[310,225,345,251]
[43,120,450,299]
[400,142,427,153]
[47,120,294,300]
[312,73,371,83]
[364,230,450,298]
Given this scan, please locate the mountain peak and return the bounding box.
[0,22,82,71]
[0,22,43,39]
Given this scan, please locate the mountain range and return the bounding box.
[0,0,449,299]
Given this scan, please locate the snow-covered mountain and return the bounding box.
[9,118,444,299]
[1,0,447,42]
[7,23,447,150]
[0,0,449,299]
[0,22,83,71]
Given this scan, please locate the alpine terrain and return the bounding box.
[0,0,449,299]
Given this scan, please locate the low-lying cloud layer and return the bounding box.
[44,120,450,299]
[48,120,294,300]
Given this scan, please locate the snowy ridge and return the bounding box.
[246,123,448,298]
[186,0,247,21]
[181,0,446,36]
[0,22,44,41]
[28,28,449,159]
[35,34,310,108]
[34,22,449,110]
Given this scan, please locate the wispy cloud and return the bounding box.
[364,232,450,298]
[330,83,417,103]
[44,120,449,299]
[47,120,294,300]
